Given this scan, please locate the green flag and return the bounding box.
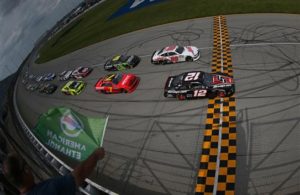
[33,107,108,161]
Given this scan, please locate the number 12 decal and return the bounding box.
[193,90,207,97]
[184,72,201,81]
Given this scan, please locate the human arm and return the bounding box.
[71,147,105,186]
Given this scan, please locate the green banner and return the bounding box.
[33,107,108,161]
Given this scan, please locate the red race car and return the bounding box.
[95,73,140,94]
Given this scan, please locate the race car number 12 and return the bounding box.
[194,90,206,97]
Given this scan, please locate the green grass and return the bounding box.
[36,0,300,63]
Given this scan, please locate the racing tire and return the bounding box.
[186,56,193,62]
[101,90,107,94]
[157,61,163,65]
[121,89,128,93]
[218,90,226,98]
[177,94,186,100]
[226,88,235,97]
[163,92,168,97]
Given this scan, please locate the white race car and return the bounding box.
[59,70,73,81]
[151,45,200,64]
[71,66,93,79]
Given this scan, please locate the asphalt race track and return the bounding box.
[15,14,300,195]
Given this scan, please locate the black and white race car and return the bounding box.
[164,71,235,100]
[39,83,58,94]
[151,45,200,64]
[59,70,73,81]
[104,55,140,71]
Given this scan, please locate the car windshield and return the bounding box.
[70,82,80,89]
[175,46,184,54]
[112,74,123,84]
[119,55,129,62]
[172,74,184,87]
[157,48,164,55]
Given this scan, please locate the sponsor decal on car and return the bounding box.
[109,0,165,20]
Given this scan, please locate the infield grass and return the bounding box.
[36,0,300,63]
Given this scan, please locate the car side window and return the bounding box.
[161,53,168,57]
[169,52,176,56]
[190,83,202,89]
[179,85,187,90]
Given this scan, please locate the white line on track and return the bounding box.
[213,16,224,195]
[231,42,300,47]
[88,42,300,68]
[137,42,300,59]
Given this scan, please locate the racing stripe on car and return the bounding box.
[195,16,237,195]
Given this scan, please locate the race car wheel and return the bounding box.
[218,91,226,97]
[163,92,168,97]
[186,56,193,62]
[177,94,186,100]
[121,89,128,93]
[101,90,107,94]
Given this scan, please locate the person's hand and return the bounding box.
[94,147,105,160]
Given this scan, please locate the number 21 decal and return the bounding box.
[193,90,207,97]
[184,72,201,81]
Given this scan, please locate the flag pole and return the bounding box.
[97,115,109,176]
[100,115,109,147]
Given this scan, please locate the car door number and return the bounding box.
[184,72,200,81]
[193,89,207,97]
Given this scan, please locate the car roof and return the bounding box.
[112,55,121,61]
[181,71,206,83]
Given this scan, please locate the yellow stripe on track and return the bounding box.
[195,16,237,195]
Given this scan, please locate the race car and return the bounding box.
[26,83,39,92]
[164,71,235,100]
[72,66,93,79]
[43,73,56,81]
[28,74,36,80]
[104,55,140,71]
[35,75,44,82]
[151,45,200,64]
[22,79,28,85]
[39,83,58,94]
[59,70,73,81]
[95,73,140,94]
[61,80,85,95]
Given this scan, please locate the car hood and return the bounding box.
[183,46,198,56]
[120,74,136,86]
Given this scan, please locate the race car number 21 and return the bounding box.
[194,90,207,97]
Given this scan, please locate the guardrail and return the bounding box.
[13,77,117,195]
